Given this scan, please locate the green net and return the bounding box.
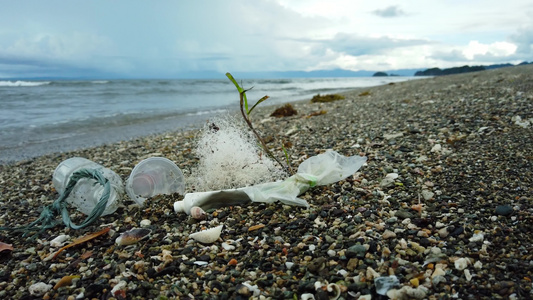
[0,168,111,238]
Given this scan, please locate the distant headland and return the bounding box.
[373,61,532,77]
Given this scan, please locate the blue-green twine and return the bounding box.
[0,168,111,238]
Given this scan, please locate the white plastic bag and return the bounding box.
[175,150,367,214]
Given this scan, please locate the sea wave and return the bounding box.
[0,80,51,87]
[186,108,229,116]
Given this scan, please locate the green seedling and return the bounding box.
[226,72,293,174]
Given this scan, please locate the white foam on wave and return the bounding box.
[186,108,228,116]
[0,80,50,87]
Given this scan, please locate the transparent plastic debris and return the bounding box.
[175,151,367,214]
[126,157,185,206]
[374,275,400,295]
[53,157,124,216]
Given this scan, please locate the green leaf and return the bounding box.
[248,95,269,115]
[225,72,243,93]
[226,72,249,113]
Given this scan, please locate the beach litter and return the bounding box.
[1,156,185,236]
[53,157,125,216]
[175,150,367,215]
[125,157,185,206]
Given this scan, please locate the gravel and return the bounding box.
[0,64,532,299]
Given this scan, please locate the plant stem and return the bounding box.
[239,91,292,174]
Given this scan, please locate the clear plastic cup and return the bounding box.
[52,157,124,216]
[126,157,185,206]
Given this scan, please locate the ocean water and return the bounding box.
[0,77,414,163]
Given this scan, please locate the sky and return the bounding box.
[0,0,532,79]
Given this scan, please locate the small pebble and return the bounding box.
[495,205,513,216]
[382,230,397,239]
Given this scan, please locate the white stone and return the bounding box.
[512,115,531,128]
[28,282,52,297]
[464,269,473,281]
[431,267,446,278]
[140,219,151,227]
[430,247,442,255]
[469,233,484,242]
[50,235,70,247]
[110,280,127,295]
[382,230,397,239]
[454,257,470,271]
[337,269,348,277]
[401,218,411,224]
[421,190,434,200]
[380,173,398,188]
[474,261,483,269]
[384,132,404,140]
[285,262,294,270]
[431,144,442,153]
[221,242,235,251]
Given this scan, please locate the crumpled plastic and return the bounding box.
[174,150,367,214]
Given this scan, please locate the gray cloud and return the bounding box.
[0,0,529,78]
[372,5,406,18]
[510,27,533,56]
[325,33,431,56]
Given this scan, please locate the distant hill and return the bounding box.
[414,61,532,76]
[5,62,531,80]
[414,65,485,76]
[372,71,389,77]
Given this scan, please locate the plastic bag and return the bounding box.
[175,150,367,214]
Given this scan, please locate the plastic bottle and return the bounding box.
[126,157,185,206]
[53,157,124,216]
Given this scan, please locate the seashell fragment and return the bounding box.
[326,283,341,300]
[115,228,152,246]
[189,225,223,244]
[190,206,207,220]
[221,242,235,251]
[0,241,14,253]
[53,275,80,290]
[50,235,70,248]
[301,293,315,300]
[248,224,265,232]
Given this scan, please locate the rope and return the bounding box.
[0,168,111,238]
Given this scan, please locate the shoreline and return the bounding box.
[0,77,418,165]
[0,76,414,165]
[0,65,532,299]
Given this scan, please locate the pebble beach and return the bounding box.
[0,64,532,299]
